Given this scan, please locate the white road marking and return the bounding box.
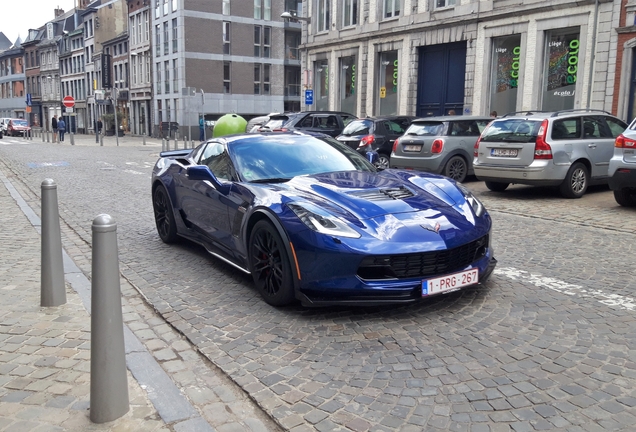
[495,267,636,311]
[123,169,145,175]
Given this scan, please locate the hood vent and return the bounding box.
[348,187,415,201]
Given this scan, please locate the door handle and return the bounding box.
[587,144,596,148]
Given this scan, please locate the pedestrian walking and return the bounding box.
[97,119,103,134]
[51,115,58,142]
[199,116,205,141]
[57,118,66,142]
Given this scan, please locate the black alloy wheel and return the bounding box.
[376,153,390,169]
[153,185,178,243]
[249,220,294,306]
[444,156,468,183]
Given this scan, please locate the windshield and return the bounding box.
[261,117,288,130]
[405,122,444,136]
[341,119,373,136]
[229,134,377,182]
[13,120,27,127]
[480,119,541,143]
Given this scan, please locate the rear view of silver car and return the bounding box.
[608,118,636,206]
[473,110,627,198]
[390,116,492,183]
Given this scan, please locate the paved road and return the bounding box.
[1,136,636,431]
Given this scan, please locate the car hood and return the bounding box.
[259,169,463,221]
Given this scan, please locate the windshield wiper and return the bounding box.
[249,177,291,183]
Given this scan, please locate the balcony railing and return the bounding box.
[285,46,300,60]
[284,84,301,97]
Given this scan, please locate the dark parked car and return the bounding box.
[151,131,497,307]
[336,116,415,169]
[258,111,357,137]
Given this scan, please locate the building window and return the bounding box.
[132,57,137,85]
[384,0,400,18]
[254,27,261,57]
[343,0,358,27]
[490,35,521,117]
[164,61,170,93]
[156,62,161,94]
[172,0,177,12]
[137,14,142,44]
[254,0,261,19]
[223,22,231,55]
[378,50,398,115]
[317,0,330,32]
[264,0,271,20]
[155,0,160,19]
[263,27,271,58]
[130,17,137,44]
[542,28,580,111]
[254,64,261,95]
[223,0,230,15]
[163,0,169,15]
[340,56,356,114]
[155,24,161,56]
[163,22,169,55]
[143,11,149,41]
[172,18,178,52]
[263,64,270,95]
[223,61,231,93]
[173,59,178,92]
[435,0,456,8]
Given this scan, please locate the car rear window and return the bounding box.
[262,117,288,130]
[341,120,373,136]
[480,119,541,143]
[404,122,444,136]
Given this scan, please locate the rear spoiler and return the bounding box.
[159,149,192,158]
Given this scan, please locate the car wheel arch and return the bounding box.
[244,208,301,293]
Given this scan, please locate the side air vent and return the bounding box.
[349,187,415,201]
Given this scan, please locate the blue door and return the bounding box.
[416,42,467,117]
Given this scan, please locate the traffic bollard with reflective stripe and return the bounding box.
[40,179,66,307]
[90,214,129,423]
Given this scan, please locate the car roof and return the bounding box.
[498,109,615,120]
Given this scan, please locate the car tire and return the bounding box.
[249,220,295,306]
[152,185,179,243]
[444,156,468,183]
[559,162,588,198]
[614,188,636,207]
[376,153,390,169]
[485,181,509,192]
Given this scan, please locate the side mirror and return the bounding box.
[366,151,380,166]
[186,166,230,194]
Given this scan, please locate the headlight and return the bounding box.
[288,202,361,239]
[456,184,485,217]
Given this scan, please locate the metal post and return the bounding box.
[100,133,104,146]
[94,99,99,144]
[162,138,165,151]
[70,130,75,146]
[174,130,178,149]
[183,134,186,149]
[42,128,45,142]
[142,134,146,145]
[90,214,129,423]
[40,179,66,307]
[46,129,50,143]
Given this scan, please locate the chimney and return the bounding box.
[54,7,65,18]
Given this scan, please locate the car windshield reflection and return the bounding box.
[229,135,377,182]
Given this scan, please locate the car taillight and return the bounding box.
[359,135,375,148]
[392,138,399,153]
[534,119,552,159]
[616,134,636,148]
[473,137,482,158]
[273,128,288,132]
[431,139,444,154]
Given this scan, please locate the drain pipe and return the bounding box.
[586,0,599,109]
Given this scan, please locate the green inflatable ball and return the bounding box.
[212,113,248,138]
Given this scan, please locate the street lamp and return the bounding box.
[280,11,311,23]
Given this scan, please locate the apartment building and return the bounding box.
[298,0,622,119]
[614,0,636,121]
[127,0,153,136]
[0,37,26,121]
[60,27,88,133]
[22,28,44,127]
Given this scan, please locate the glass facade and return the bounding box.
[542,28,580,111]
[379,50,398,115]
[314,60,329,111]
[340,56,356,115]
[490,35,521,116]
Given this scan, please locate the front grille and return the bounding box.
[357,234,489,280]
[348,187,415,201]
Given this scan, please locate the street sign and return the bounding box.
[26,106,32,113]
[65,107,74,113]
[63,95,75,108]
[26,93,32,106]
[304,89,314,105]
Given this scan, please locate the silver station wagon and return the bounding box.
[389,116,493,183]
[473,110,627,198]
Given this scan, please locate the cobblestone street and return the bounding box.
[1,136,635,431]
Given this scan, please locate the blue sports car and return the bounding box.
[152,131,496,306]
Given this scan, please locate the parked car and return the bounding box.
[7,119,31,137]
[246,113,280,133]
[151,131,496,307]
[390,116,493,183]
[336,116,415,168]
[258,111,357,137]
[473,109,628,198]
[0,117,11,135]
[608,118,636,206]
